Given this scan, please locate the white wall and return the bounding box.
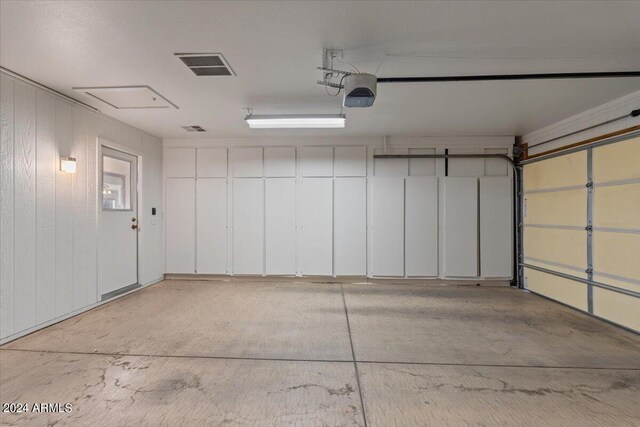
[0,72,164,342]
[163,136,514,280]
[523,89,640,155]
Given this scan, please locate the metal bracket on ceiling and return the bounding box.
[318,48,350,89]
[322,48,343,68]
[316,79,345,89]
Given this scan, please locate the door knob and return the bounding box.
[132,224,138,230]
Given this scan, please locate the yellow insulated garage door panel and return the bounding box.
[525,267,588,310]
[593,183,640,230]
[523,135,639,332]
[524,151,586,191]
[593,137,640,182]
[525,189,586,226]
[593,287,640,332]
[593,232,640,282]
[524,227,586,268]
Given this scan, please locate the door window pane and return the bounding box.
[103,155,132,210]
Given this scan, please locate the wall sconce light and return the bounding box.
[60,157,77,173]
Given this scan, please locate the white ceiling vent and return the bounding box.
[176,53,236,76]
[181,125,207,132]
[72,86,178,109]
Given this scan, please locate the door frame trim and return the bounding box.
[97,137,144,300]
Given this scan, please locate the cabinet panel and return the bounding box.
[300,178,333,275]
[443,177,478,276]
[264,147,296,177]
[335,146,366,177]
[334,178,366,275]
[231,147,263,177]
[372,178,404,276]
[165,148,196,177]
[166,179,195,273]
[233,179,264,274]
[265,178,296,274]
[448,149,484,177]
[197,148,227,177]
[408,148,436,176]
[405,177,438,276]
[301,146,333,177]
[197,179,227,274]
[374,149,408,176]
[480,177,512,277]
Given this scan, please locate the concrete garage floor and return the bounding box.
[1,280,639,426]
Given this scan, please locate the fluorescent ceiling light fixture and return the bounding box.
[245,114,346,129]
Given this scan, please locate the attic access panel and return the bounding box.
[73,86,178,109]
[176,53,236,76]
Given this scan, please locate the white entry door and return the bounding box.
[98,146,139,299]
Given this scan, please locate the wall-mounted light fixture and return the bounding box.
[60,157,77,173]
[245,114,346,129]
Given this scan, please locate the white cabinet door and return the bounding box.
[335,146,367,177]
[374,149,408,176]
[406,177,438,276]
[197,148,227,177]
[443,177,478,277]
[480,176,512,277]
[301,147,333,177]
[265,178,296,274]
[372,178,405,276]
[264,147,296,177]
[231,147,263,177]
[197,178,227,274]
[165,178,195,273]
[165,148,196,178]
[334,178,367,275]
[233,179,264,274]
[448,149,484,177]
[300,178,333,275]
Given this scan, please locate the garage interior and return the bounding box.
[0,1,639,426]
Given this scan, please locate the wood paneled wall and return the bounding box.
[0,73,164,342]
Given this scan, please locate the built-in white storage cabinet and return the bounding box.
[265,178,296,275]
[371,178,405,276]
[196,178,227,274]
[232,178,264,274]
[165,179,196,274]
[405,177,438,276]
[300,178,333,275]
[334,178,367,275]
[443,177,479,277]
[164,142,512,279]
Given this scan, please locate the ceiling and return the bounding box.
[2,0,640,139]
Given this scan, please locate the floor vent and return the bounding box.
[176,53,236,76]
[181,125,207,132]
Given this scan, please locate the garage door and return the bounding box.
[521,133,640,332]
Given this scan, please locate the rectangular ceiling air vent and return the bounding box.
[181,125,207,132]
[176,53,236,76]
